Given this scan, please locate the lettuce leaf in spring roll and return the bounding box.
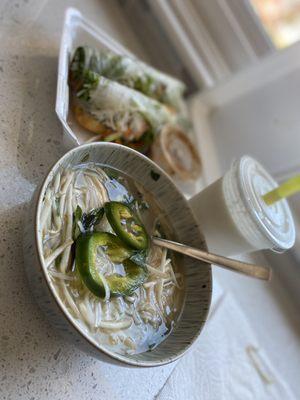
[72,69,177,153]
[70,46,186,112]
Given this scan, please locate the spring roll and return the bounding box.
[70,46,186,111]
[72,70,177,148]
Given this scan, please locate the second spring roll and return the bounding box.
[70,46,186,112]
[72,69,177,151]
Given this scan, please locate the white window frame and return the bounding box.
[150,0,274,88]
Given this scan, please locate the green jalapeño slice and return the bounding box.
[76,232,147,298]
[104,201,149,250]
[105,259,148,297]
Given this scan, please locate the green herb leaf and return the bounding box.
[73,205,83,240]
[80,153,90,163]
[55,197,60,216]
[124,129,154,155]
[73,206,104,239]
[76,69,100,101]
[123,194,135,207]
[82,207,104,232]
[55,254,62,269]
[150,170,160,181]
[103,168,119,180]
[148,343,156,351]
[138,200,149,211]
[69,46,86,83]
[129,249,148,267]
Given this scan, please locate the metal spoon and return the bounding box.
[153,237,272,281]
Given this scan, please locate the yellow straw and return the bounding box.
[262,174,300,205]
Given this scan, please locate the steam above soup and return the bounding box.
[39,163,184,355]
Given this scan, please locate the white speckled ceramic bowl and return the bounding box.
[23,143,212,367]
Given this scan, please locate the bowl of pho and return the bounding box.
[23,142,212,367]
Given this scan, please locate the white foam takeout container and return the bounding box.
[56,7,138,148]
[55,7,204,195]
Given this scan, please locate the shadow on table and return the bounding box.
[16,54,66,187]
[1,51,85,378]
[0,202,83,380]
[249,251,300,338]
[265,253,300,331]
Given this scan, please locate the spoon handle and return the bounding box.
[152,237,271,281]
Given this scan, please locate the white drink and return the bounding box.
[190,156,295,256]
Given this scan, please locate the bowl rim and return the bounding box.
[35,142,212,367]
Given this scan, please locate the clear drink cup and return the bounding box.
[190,156,296,256]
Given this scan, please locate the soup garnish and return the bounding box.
[105,201,149,250]
[76,232,148,298]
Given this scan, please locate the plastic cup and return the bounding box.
[189,156,296,256]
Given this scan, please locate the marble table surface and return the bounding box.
[1,1,300,399]
[0,1,199,398]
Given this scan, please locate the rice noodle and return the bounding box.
[123,337,136,350]
[58,172,74,219]
[125,295,135,304]
[131,311,142,326]
[59,185,73,273]
[143,281,156,288]
[166,261,182,289]
[44,239,73,267]
[53,171,61,193]
[85,173,109,203]
[99,318,132,331]
[40,189,52,233]
[95,302,102,328]
[95,167,110,181]
[145,263,169,278]
[49,269,76,281]
[61,284,80,318]
[78,302,94,327]
[47,229,61,236]
[102,302,110,320]
[163,280,174,287]
[85,175,102,209]
[159,248,168,272]
[155,281,164,312]
[115,297,126,315]
[60,172,74,195]
[108,333,120,345]
[60,173,67,187]
[99,271,110,302]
